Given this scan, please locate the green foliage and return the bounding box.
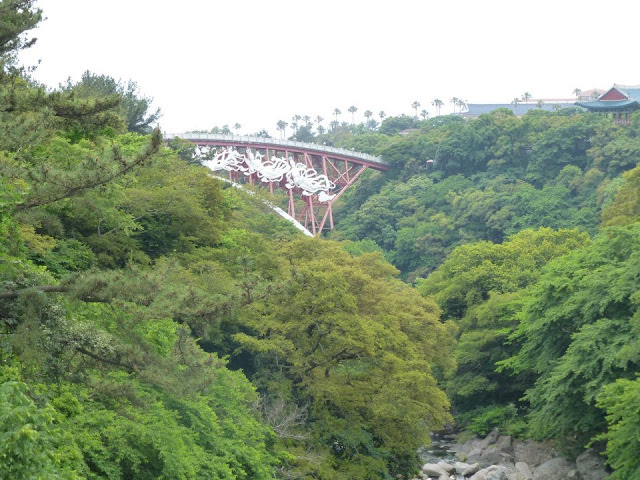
[417,228,590,419]
[5,10,640,478]
[602,163,640,226]
[34,239,96,277]
[64,71,161,134]
[418,228,590,321]
[341,238,385,257]
[0,0,42,72]
[64,369,275,480]
[233,239,456,478]
[524,115,596,185]
[378,114,420,135]
[332,109,626,279]
[595,376,640,479]
[0,380,75,479]
[458,404,526,437]
[501,224,640,446]
[0,40,292,478]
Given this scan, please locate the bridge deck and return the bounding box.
[164,133,389,170]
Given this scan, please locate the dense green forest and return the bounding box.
[315,93,640,479]
[2,2,640,479]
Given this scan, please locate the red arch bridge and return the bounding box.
[164,133,390,235]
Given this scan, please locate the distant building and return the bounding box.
[398,128,421,135]
[575,84,640,125]
[460,102,574,118]
[577,88,605,101]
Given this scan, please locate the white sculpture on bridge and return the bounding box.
[200,147,336,202]
[201,146,248,172]
[284,159,336,199]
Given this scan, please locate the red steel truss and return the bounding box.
[172,136,389,235]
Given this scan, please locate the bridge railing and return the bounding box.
[163,132,388,168]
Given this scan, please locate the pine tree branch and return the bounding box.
[0,284,69,300]
[0,278,104,303]
[75,347,135,372]
[16,128,161,210]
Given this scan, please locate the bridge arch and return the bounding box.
[164,133,389,235]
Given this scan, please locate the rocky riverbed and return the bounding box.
[411,429,610,480]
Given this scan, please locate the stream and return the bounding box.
[418,432,464,480]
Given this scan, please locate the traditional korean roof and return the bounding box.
[576,84,640,111]
[575,99,640,111]
[462,103,573,117]
[613,84,640,99]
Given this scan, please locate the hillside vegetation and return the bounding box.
[1,4,453,479]
[2,3,640,479]
[318,100,640,479]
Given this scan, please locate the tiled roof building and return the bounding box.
[461,102,574,118]
[575,84,640,125]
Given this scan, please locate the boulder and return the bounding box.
[455,461,471,474]
[532,457,576,480]
[422,463,448,477]
[513,440,557,468]
[469,465,516,480]
[477,434,515,466]
[478,428,500,450]
[437,461,455,473]
[493,435,513,454]
[452,437,483,462]
[514,462,532,480]
[576,449,609,480]
[467,448,484,463]
[479,448,514,467]
[462,462,481,477]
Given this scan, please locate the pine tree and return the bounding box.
[0,0,42,73]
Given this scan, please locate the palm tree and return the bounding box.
[378,110,386,122]
[330,119,339,132]
[333,108,341,123]
[302,115,312,128]
[363,110,374,130]
[432,99,443,116]
[537,100,544,108]
[317,125,326,135]
[450,97,459,114]
[511,97,520,115]
[291,114,301,135]
[233,123,241,132]
[348,105,358,125]
[411,101,421,118]
[420,109,429,120]
[457,99,467,112]
[573,88,582,98]
[276,120,287,139]
[315,115,324,126]
[522,92,532,103]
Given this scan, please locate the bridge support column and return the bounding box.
[314,162,368,233]
[288,189,295,219]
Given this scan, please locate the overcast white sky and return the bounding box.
[18,0,640,136]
